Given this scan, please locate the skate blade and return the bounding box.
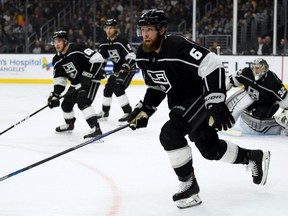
[260,151,271,185]
[84,137,104,143]
[55,130,73,134]
[176,194,202,209]
[97,117,108,122]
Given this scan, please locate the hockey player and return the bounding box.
[226,58,288,135]
[48,30,105,139]
[96,19,137,124]
[127,9,271,209]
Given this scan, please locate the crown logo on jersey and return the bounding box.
[147,70,171,93]
[62,62,77,79]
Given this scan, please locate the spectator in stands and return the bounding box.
[3,20,12,33]
[31,39,44,54]
[251,36,271,55]
[67,28,76,43]
[264,35,272,54]
[0,40,8,53]
[68,14,80,30]
[6,28,17,53]
[13,10,25,27]
[22,18,33,34]
[75,29,87,45]
[43,43,54,53]
[277,38,288,55]
[86,37,95,49]
[0,28,8,45]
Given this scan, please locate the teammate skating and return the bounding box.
[127,9,271,209]
[96,19,137,124]
[48,30,104,139]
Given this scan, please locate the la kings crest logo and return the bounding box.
[247,86,259,101]
[147,70,171,93]
[108,49,120,63]
[62,62,78,78]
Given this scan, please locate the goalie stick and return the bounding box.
[0,124,129,182]
[0,84,81,136]
[208,112,242,137]
[221,128,242,137]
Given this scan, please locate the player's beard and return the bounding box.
[142,34,162,53]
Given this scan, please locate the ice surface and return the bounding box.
[0,84,287,216]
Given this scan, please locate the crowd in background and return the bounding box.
[0,0,287,55]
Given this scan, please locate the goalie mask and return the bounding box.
[252,58,269,81]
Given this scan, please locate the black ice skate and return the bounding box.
[55,118,76,133]
[83,126,103,140]
[247,150,271,185]
[173,176,202,209]
[118,113,131,124]
[96,111,109,120]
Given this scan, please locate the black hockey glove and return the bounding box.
[128,101,157,130]
[114,63,130,75]
[81,72,93,89]
[48,92,60,108]
[205,93,235,131]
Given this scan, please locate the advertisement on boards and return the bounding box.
[0,54,143,83]
[0,54,287,85]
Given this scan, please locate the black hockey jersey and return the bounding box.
[99,35,136,69]
[136,34,223,108]
[52,43,103,93]
[232,67,287,106]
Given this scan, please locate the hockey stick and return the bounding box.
[106,67,140,77]
[0,124,130,182]
[0,84,81,136]
[209,116,242,136]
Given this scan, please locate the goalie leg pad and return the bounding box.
[226,88,254,122]
[275,109,288,129]
[240,111,282,135]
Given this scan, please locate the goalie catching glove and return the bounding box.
[127,101,157,130]
[48,92,60,108]
[205,92,235,131]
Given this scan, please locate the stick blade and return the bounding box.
[221,128,242,136]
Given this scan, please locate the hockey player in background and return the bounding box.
[96,19,137,124]
[48,30,105,139]
[226,58,288,135]
[127,9,271,209]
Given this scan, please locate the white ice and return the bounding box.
[0,84,287,216]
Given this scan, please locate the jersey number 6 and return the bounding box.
[189,48,202,60]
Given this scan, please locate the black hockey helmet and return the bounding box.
[105,19,118,27]
[52,30,68,40]
[137,9,168,28]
